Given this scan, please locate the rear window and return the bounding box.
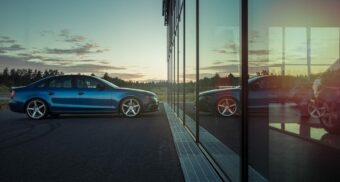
[48,77,72,88]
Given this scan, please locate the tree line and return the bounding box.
[0,68,170,90]
[0,68,64,87]
[0,67,244,91]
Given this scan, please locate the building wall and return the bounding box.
[163,0,340,181]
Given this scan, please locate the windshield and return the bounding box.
[96,77,119,88]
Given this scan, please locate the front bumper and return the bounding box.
[143,97,159,112]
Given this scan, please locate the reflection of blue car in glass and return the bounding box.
[9,75,159,119]
[198,76,312,117]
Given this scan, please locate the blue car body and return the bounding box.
[9,75,158,115]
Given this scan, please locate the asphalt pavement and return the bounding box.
[0,104,184,182]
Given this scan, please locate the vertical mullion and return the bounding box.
[240,0,249,181]
[183,0,186,126]
[195,0,200,143]
[174,39,176,110]
[177,20,180,116]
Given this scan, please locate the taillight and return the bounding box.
[11,90,16,98]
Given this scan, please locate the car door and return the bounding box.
[249,77,281,107]
[46,76,79,112]
[75,76,114,112]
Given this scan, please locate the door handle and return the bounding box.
[78,92,84,95]
[48,91,54,96]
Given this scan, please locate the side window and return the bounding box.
[48,77,72,88]
[36,81,47,88]
[77,77,103,89]
[254,77,280,90]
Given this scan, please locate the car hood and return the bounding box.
[118,87,156,96]
[199,87,240,96]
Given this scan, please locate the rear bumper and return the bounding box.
[9,100,25,113]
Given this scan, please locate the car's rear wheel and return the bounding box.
[120,97,141,117]
[216,97,238,117]
[308,99,326,118]
[320,103,340,134]
[26,99,48,120]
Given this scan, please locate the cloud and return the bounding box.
[40,29,109,55]
[59,29,86,43]
[211,43,239,55]
[0,36,16,44]
[213,61,224,65]
[0,44,25,53]
[40,30,54,37]
[44,43,104,55]
[211,49,227,54]
[108,73,145,80]
[224,43,238,51]
[59,64,126,73]
[249,50,269,55]
[200,64,240,73]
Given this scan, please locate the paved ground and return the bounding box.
[0,104,184,182]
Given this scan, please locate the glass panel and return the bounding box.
[249,0,340,181]
[199,0,241,180]
[184,0,197,136]
[178,9,184,121]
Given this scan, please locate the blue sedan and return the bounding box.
[9,75,159,119]
[198,75,312,117]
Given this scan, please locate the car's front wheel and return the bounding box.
[26,99,48,120]
[120,97,142,117]
[216,97,239,117]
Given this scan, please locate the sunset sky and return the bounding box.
[1,0,339,82]
[0,0,166,81]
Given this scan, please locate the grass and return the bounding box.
[0,85,9,92]
[0,100,8,110]
[0,85,9,110]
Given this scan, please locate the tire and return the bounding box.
[120,97,142,118]
[25,99,48,120]
[320,103,340,134]
[216,97,239,117]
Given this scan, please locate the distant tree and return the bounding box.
[261,69,269,75]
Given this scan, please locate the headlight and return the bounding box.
[146,95,158,101]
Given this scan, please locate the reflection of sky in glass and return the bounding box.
[199,0,240,78]
[198,0,340,77]
[249,0,340,76]
[185,0,196,81]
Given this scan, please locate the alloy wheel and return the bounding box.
[217,98,238,117]
[26,99,47,119]
[121,98,141,117]
[308,100,326,118]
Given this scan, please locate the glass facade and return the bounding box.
[163,0,340,181]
